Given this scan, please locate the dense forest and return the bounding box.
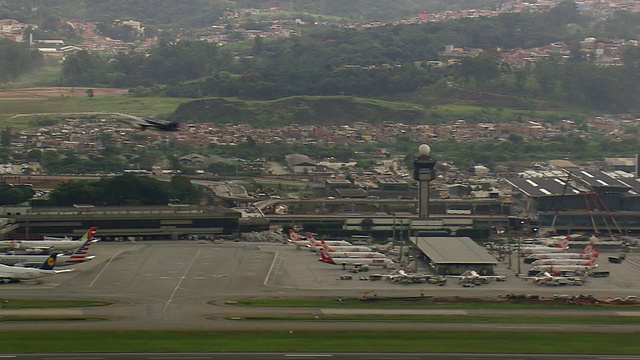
[42,174,201,206]
[0,39,43,83]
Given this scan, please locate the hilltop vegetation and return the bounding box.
[0,0,502,27]
[51,2,640,115]
[2,1,640,126]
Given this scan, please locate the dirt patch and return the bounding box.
[0,87,128,99]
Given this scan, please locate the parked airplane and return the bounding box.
[321,240,372,252]
[319,248,395,268]
[307,234,351,248]
[528,256,598,274]
[287,229,311,249]
[520,237,570,255]
[0,253,74,283]
[523,271,584,286]
[9,227,98,254]
[523,242,594,263]
[370,242,395,253]
[530,249,599,266]
[0,231,97,267]
[381,270,446,285]
[450,270,506,285]
[114,113,180,132]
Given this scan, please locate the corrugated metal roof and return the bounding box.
[507,169,640,197]
[414,237,497,264]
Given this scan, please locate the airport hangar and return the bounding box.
[505,168,640,234]
[412,236,498,276]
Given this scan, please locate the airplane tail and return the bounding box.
[318,248,335,264]
[39,253,58,270]
[307,234,319,247]
[288,229,300,242]
[67,228,99,264]
[78,227,98,242]
[321,240,334,252]
[581,242,594,254]
[557,237,570,248]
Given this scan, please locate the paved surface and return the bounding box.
[1,242,640,332]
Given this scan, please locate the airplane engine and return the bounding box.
[24,248,47,254]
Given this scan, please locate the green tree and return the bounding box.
[1,127,11,148]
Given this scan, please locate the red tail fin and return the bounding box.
[308,234,319,247]
[557,237,570,248]
[289,229,300,242]
[582,242,594,254]
[321,240,334,252]
[318,248,335,264]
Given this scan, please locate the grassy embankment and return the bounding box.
[2,331,640,354]
[0,94,594,131]
[0,97,190,130]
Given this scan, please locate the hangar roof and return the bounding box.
[507,169,640,197]
[414,237,497,265]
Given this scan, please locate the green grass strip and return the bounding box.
[228,298,640,310]
[1,331,639,354]
[235,315,640,324]
[0,299,111,309]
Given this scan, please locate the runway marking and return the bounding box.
[264,250,283,286]
[89,248,131,287]
[163,248,201,319]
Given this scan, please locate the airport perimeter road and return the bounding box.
[2,241,640,332]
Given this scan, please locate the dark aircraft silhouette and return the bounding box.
[114,113,180,132]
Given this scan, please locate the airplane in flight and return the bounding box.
[450,270,506,285]
[318,248,395,268]
[530,249,599,266]
[9,227,98,254]
[0,253,74,283]
[523,242,595,263]
[0,231,97,267]
[113,113,180,132]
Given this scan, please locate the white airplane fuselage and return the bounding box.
[0,254,95,267]
[11,239,86,253]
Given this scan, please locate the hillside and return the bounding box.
[172,96,426,126]
[0,0,502,26]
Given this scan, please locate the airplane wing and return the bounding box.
[53,268,75,274]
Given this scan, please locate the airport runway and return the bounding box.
[2,241,640,334]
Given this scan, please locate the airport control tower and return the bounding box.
[413,144,437,219]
